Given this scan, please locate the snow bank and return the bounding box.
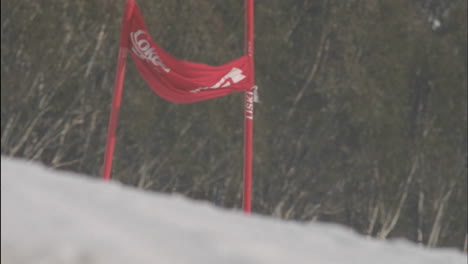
[1,157,465,264]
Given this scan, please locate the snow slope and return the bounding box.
[1,157,465,264]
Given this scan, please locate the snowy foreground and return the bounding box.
[1,157,465,264]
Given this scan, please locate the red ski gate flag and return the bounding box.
[104,0,256,214]
[126,3,253,103]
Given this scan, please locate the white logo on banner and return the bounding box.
[191,68,246,93]
[130,30,170,72]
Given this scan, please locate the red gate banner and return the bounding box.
[125,4,253,103]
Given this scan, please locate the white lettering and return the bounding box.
[130,30,170,72]
[138,40,150,51]
[245,91,254,119]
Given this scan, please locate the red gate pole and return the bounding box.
[243,0,255,213]
[102,0,135,181]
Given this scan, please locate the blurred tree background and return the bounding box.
[1,0,466,249]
